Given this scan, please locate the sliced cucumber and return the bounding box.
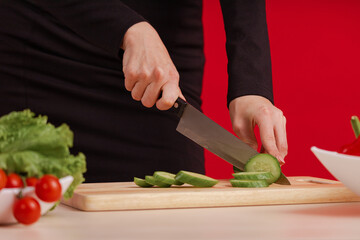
[232,171,274,181]
[230,179,269,188]
[175,170,218,187]
[174,179,184,185]
[244,154,281,184]
[145,175,171,188]
[153,171,184,185]
[134,177,153,187]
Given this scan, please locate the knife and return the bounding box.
[171,98,290,185]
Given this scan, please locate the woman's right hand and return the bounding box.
[121,22,183,110]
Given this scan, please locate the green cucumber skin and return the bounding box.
[230,179,269,188]
[145,175,171,188]
[134,177,153,188]
[145,175,156,185]
[153,171,184,186]
[232,172,273,181]
[244,154,281,184]
[153,171,176,185]
[173,179,185,186]
[175,170,218,187]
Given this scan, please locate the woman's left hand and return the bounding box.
[229,95,288,165]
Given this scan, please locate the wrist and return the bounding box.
[121,21,149,50]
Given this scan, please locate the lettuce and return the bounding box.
[0,109,86,199]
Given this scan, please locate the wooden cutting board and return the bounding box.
[62,177,360,211]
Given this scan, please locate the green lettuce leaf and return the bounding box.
[0,109,86,199]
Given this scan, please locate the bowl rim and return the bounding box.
[0,175,73,194]
[311,146,360,160]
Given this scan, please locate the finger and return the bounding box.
[156,82,180,110]
[123,66,138,91]
[260,145,285,166]
[179,91,186,101]
[124,78,136,92]
[258,120,284,164]
[233,119,258,151]
[274,116,288,159]
[131,81,148,101]
[141,82,162,108]
[124,65,152,92]
[141,67,167,107]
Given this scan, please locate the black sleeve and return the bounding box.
[220,0,274,105]
[26,0,146,57]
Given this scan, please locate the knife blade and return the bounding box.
[171,98,291,185]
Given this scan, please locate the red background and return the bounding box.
[202,0,360,180]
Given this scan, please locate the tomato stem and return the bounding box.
[21,176,27,187]
[351,116,360,138]
[16,189,24,199]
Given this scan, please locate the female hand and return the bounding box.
[121,22,183,110]
[229,95,288,164]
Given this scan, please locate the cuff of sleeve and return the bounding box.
[98,8,146,57]
[227,85,274,107]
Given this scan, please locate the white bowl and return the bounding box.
[311,146,360,196]
[0,176,73,224]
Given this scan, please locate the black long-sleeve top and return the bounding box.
[0,0,273,182]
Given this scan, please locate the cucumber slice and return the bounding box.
[244,154,281,184]
[153,171,184,185]
[145,175,171,188]
[175,170,218,187]
[232,172,274,181]
[134,177,153,187]
[174,179,184,185]
[230,179,269,188]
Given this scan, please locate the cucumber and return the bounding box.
[175,170,218,187]
[134,177,153,187]
[232,172,274,181]
[230,179,269,188]
[244,154,281,184]
[145,175,171,188]
[153,171,184,185]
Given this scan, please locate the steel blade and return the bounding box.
[275,173,291,185]
[176,103,258,171]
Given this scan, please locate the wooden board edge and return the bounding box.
[62,186,360,211]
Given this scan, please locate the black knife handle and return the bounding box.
[170,97,187,118]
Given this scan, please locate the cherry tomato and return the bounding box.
[26,177,38,187]
[0,169,7,190]
[6,173,24,188]
[35,174,62,202]
[13,196,41,225]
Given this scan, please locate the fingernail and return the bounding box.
[278,156,285,165]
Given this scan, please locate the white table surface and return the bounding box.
[2,202,360,240]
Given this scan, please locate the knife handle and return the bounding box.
[170,97,187,118]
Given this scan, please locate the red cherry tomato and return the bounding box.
[26,177,38,187]
[13,196,41,225]
[338,137,360,156]
[0,169,7,190]
[6,173,24,188]
[35,175,62,202]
